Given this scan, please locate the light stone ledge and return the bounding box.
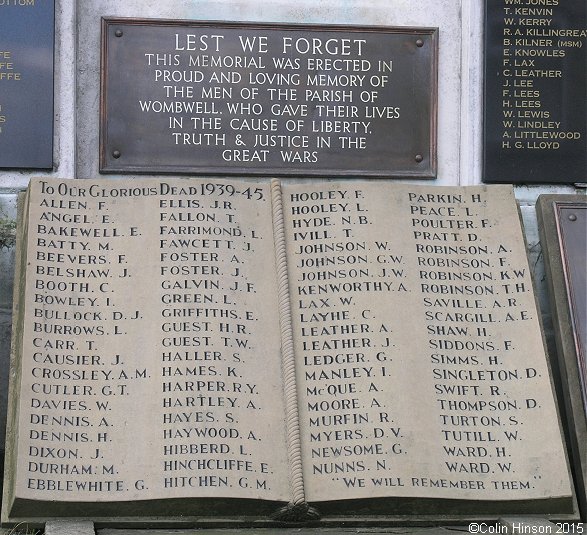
[45,520,96,535]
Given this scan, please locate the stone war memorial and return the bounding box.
[0,1,585,534]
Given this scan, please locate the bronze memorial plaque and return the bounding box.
[0,0,54,169]
[483,0,587,184]
[537,195,587,517]
[100,18,437,177]
[557,204,587,398]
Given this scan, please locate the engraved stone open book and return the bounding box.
[2,178,577,525]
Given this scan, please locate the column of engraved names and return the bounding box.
[157,181,284,497]
[0,19,24,136]
[500,0,585,151]
[410,188,547,493]
[0,49,20,135]
[23,180,148,496]
[287,185,411,497]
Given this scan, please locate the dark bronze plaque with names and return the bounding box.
[483,0,587,184]
[0,0,54,169]
[100,18,437,178]
[537,195,587,517]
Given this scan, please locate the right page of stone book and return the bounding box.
[281,182,574,506]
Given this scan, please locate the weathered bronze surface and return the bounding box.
[0,0,54,169]
[556,203,587,411]
[483,0,587,184]
[100,18,437,177]
[537,194,587,519]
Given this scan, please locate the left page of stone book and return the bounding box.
[2,178,291,521]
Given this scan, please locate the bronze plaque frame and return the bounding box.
[537,195,587,519]
[556,203,587,413]
[100,18,437,178]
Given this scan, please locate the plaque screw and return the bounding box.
[415,154,423,163]
[112,150,121,159]
[115,29,123,37]
[416,39,424,47]
[568,214,577,222]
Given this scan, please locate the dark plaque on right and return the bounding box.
[537,195,587,518]
[483,1,587,184]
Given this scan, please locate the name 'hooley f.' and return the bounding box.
[2,178,577,524]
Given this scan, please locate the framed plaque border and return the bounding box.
[99,17,438,178]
